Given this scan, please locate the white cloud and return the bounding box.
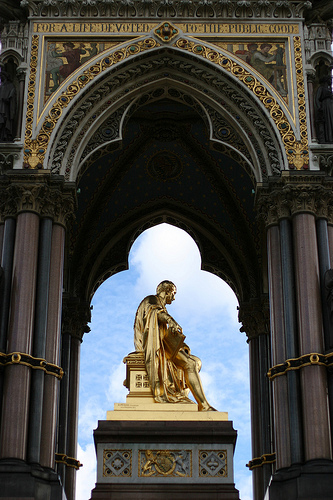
[76,443,96,500]
[237,473,253,500]
[78,396,105,444]
[106,361,128,405]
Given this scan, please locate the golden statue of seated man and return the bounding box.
[134,280,215,411]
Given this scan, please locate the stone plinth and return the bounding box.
[90,419,240,500]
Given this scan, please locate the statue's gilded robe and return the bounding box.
[134,294,191,403]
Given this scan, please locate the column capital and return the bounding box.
[238,297,270,342]
[0,172,77,226]
[62,295,91,342]
[256,173,333,226]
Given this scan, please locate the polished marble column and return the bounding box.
[40,224,65,468]
[267,224,291,470]
[293,213,331,460]
[0,212,39,459]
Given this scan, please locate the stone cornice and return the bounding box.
[20,0,312,20]
[0,171,77,225]
[256,173,333,226]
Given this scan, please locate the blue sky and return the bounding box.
[76,223,253,500]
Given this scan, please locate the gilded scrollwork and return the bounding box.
[174,37,309,170]
[24,38,160,169]
[24,35,42,169]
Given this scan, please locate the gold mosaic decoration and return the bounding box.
[174,37,308,170]
[24,37,160,168]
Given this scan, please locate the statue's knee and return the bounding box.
[185,358,198,373]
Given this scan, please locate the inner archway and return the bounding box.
[76,223,251,500]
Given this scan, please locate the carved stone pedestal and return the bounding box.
[90,419,239,500]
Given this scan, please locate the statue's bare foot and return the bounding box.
[199,404,217,411]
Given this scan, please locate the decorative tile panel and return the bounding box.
[103,449,132,477]
[199,450,227,477]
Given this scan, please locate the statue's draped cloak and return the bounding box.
[134,295,190,403]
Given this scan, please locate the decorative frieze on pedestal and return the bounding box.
[98,441,231,484]
[91,420,239,500]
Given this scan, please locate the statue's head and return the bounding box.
[156,280,176,295]
[156,281,177,304]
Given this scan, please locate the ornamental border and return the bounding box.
[174,35,308,169]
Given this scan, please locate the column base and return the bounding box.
[90,419,240,500]
[266,460,333,500]
[0,459,66,500]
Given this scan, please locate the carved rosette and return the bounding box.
[256,175,333,227]
[0,175,76,226]
[238,298,270,342]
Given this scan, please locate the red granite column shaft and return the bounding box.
[65,336,81,500]
[0,212,39,459]
[267,225,291,469]
[40,224,65,468]
[293,213,331,460]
